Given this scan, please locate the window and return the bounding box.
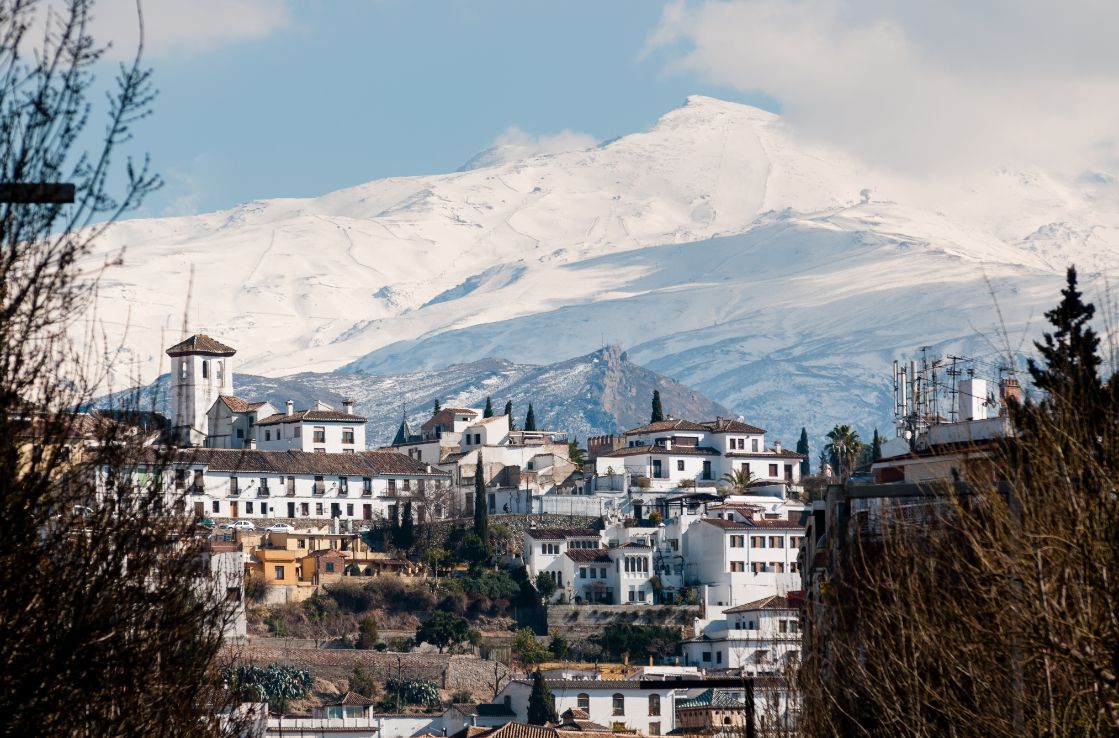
[339,477,349,495]
[702,651,711,662]
[752,562,765,573]
[179,360,187,380]
[790,561,800,573]
[769,536,784,548]
[580,567,587,579]
[769,463,778,477]
[236,428,244,439]
[578,693,590,712]
[738,438,745,450]
[751,438,759,452]
[779,620,788,633]
[403,479,411,492]
[730,561,745,572]
[202,360,209,379]
[677,460,685,471]
[315,503,324,516]
[773,562,785,573]
[789,536,802,548]
[742,462,751,476]
[589,568,597,579]
[229,476,239,495]
[649,723,661,736]
[648,694,660,716]
[388,479,396,493]
[259,477,270,495]
[716,651,722,664]
[325,562,335,573]
[274,566,284,579]
[363,477,372,496]
[600,567,607,578]
[264,430,271,441]
[212,500,220,513]
[542,543,560,555]
[785,464,794,481]
[729,535,744,548]
[301,503,309,515]
[313,426,326,443]
[342,427,355,444]
[246,501,253,514]
[751,536,765,548]
[346,504,354,516]
[612,694,625,716]
[294,425,301,437]
[216,361,223,380]
[297,539,306,549]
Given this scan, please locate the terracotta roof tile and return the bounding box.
[702,418,766,434]
[165,334,236,356]
[170,448,450,477]
[723,595,794,613]
[564,548,614,563]
[599,445,721,458]
[256,409,367,425]
[326,691,376,707]
[624,420,709,435]
[699,518,752,530]
[524,528,600,540]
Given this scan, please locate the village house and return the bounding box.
[683,516,805,609]
[496,678,685,735]
[673,689,750,735]
[682,595,801,674]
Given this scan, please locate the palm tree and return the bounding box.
[825,424,863,479]
[719,467,760,495]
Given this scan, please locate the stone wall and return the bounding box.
[547,604,701,641]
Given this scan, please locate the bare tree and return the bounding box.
[0,2,245,735]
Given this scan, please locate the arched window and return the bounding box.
[723,717,732,725]
[179,359,188,380]
[216,360,224,380]
[648,694,660,716]
[612,693,625,716]
[577,693,590,712]
[202,360,209,379]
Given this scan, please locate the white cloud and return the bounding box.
[89,0,292,59]
[649,0,1119,178]
[461,126,599,170]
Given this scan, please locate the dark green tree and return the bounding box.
[357,617,379,649]
[797,427,811,477]
[651,390,665,423]
[414,611,476,653]
[549,634,569,660]
[349,665,377,698]
[524,403,537,431]
[535,571,558,602]
[473,455,488,544]
[825,424,862,479]
[1027,266,1104,418]
[527,669,559,725]
[504,400,515,429]
[871,428,882,461]
[483,396,494,418]
[398,501,415,549]
[568,436,585,466]
[432,398,441,417]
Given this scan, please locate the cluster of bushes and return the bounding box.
[590,622,682,661]
[224,663,313,711]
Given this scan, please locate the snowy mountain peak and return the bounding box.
[83,96,1117,442]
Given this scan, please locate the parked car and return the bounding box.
[220,520,256,531]
[197,517,216,529]
[265,523,294,533]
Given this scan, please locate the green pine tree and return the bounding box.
[650,390,664,423]
[1028,266,1104,415]
[473,455,488,544]
[504,400,515,430]
[432,398,441,417]
[871,428,882,461]
[524,403,537,432]
[483,396,494,418]
[526,669,558,725]
[796,427,810,477]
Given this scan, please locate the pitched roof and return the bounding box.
[723,595,794,613]
[166,334,236,357]
[325,691,376,707]
[559,708,590,720]
[624,419,709,435]
[599,445,720,458]
[700,518,752,530]
[421,407,479,432]
[745,517,806,530]
[702,418,766,434]
[524,528,600,541]
[256,409,367,425]
[217,395,269,413]
[470,723,558,738]
[676,689,746,710]
[168,448,450,477]
[725,450,806,459]
[565,548,614,563]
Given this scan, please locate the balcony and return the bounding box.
[312,482,326,496]
[361,488,372,497]
[188,484,204,496]
[338,487,349,497]
[257,486,271,498]
[229,487,240,498]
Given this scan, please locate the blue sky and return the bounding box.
[107,1,771,217]
[89,0,1116,218]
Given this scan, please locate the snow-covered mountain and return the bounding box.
[87,96,1119,443]
[129,346,729,447]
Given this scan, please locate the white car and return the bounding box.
[220,520,256,531]
[266,523,295,533]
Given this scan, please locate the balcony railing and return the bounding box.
[229,486,240,497]
[312,482,325,496]
[338,487,349,497]
[188,484,204,495]
[361,488,372,497]
[258,486,271,498]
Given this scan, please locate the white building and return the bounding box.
[496,679,683,736]
[683,517,805,608]
[255,400,367,454]
[591,418,805,496]
[682,595,801,674]
[123,448,451,524]
[167,334,236,447]
[522,527,603,594]
[205,395,276,450]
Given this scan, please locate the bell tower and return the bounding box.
[166,334,236,446]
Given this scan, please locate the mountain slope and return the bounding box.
[129,346,729,446]
[84,96,1119,441]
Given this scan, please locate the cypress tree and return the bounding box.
[524,403,537,432]
[527,669,558,725]
[650,390,664,423]
[1028,266,1103,416]
[871,429,882,461]
[504,400,514,430]
[432,398,441,417]
[483,396,494,418]
[796,427,810,477]
[400,502,415,549]
[473,455,488,544]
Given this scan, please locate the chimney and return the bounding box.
[342,399,354,414]
[774,440,781,453]
[285,400,294,416]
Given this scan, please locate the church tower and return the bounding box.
[166,334,236,446]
